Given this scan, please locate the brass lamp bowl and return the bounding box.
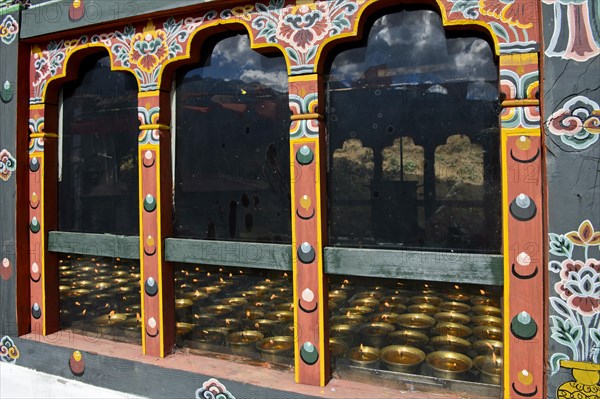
[407,303,439,315]
[472,305,502,317]
[411,295,442,306]
[433,322,472,338]
[380,345,425,373]
[175,298,194,309]
[266,311,294,323]
[426,351,473,380]
[473,339,503,355]
[387,330,429,348]
[219,297,248,308]
[203,305,233,317]
[369,313,401,325]
[474,355,503,385]
[330,314,366,326]
[430,335,472,353]
[329,290,348,303]
[396,313,436,330]
[352,290,384,300]
[474,325,503,341]
[227,331,264,356]
[256,336,294,363]
[350,298,379,308]
[434,312,470,325]
[331,324,356,347]
[472,315,503,328]
[359,322,395,348]
[439,301,471,313]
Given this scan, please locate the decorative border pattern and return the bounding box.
[546,96,600,150]
[0,149,16,181]
[0,336,20,364]
[195,378,236,399]
[0,14,18,45]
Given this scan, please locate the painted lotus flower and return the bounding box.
[555,258,600,316]
[129,22,169,73]
[566,220,600,246]
[277,4,330,52]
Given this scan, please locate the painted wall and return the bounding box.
[542,0,600,397]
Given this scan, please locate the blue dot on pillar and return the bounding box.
[511,311,537,340]
[144,194,157,212]
[296,145,314,165]
[300,342,319,365]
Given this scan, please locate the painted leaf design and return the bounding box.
[550,297,576,321]
[549,260,562,273]
[590,327,600,346]
[549,233,573,257]
[489,22,509,43]
[286,47,299,63]
[549,352,569,376]
[256,2,269,14]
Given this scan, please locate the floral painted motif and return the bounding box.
[448,0,538,53]
[195,378,236,399]
[129,22,170,74]
[543,0,600,62]
[30,37,88,104]
[0,14,18,45]
[548,220,600,372]
[0,149,16,182]
[252,0,360,73]
[546,96,600,150]
[0,336,19,363]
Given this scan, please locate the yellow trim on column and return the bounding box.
[155,144,165,358]
[314,138,326,387]
[138,145,147,354]
[40,152,47,336]
[501,129,510,398]
[290,136,300,383]
[502,99,539,107]
[29,133,58,139]
[503,128,541,137]
[139,124,170,131]
[290,113,323,121]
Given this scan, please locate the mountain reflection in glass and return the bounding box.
[59,54,139,235]
[175,33,291,243]
[326,9,501,253]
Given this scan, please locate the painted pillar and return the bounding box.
[138,91,175,357]
[289,74,330,386]
[499,53,545,398]
[27,103,59,336]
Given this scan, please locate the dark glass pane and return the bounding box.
[326,9,501,253]
[174,33,291,243]
[58,254,142,344]
[174,263,293,368]
[59,54,139,235]
[328,275,503,385]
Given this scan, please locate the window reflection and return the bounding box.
[59,54,139,235]
[327,9,501,252]
[174,33,291,243]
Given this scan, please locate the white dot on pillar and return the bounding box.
[147,277,155,287]
[145,150,152,160]
[517,252,531,266]
[302,288,315,303]
[2,258,9,268]
[148,317,157,328]
[516,193,530,208]
[520,136,527,142]
[301,242,311,253]
[33,303,40,311]
[32,262,39,273]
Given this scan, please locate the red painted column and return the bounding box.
[137,91,175,357]
[500,54,545,398]
[27,104,59,337]
[289,74,330,386]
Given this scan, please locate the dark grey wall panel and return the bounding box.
[21,0,218,38]
[12,338,318,399]
[0,9,20,336]
[165,238,292,271]
[48,231,140,259]
[542,2,600,397]
[324,247,503,286]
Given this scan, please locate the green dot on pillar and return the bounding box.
[144,194,157,212]
[30,217,40,233]
[300,342,319,365]
[296,145,314,165]
[511,311,537,340]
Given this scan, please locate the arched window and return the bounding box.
[326,8,501,253]
[59,53,139,235]
[174,33,291,243]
